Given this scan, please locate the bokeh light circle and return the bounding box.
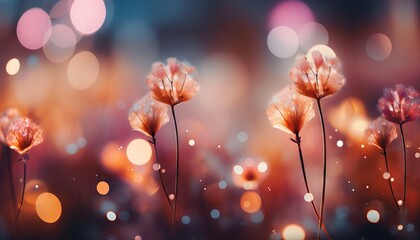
[6,58,20,75]
[70,0,106,35]
[106,211,117,221]
[306,44,336,62]
[366,209,380,223]
[126,139,152,165]
[240,191,262,213]
[35,192,62,223]
[17,8,52,50]
[97,181,110,195]
[298,22,329,51]
[267,26,299,58]
[67,51,99,90]
[366,33,392,61]
[282,224,305,240]
[268,1,314,30]
[50,24,77,48]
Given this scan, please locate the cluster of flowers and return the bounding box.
[0,108,43,222]
[128,58,199,229]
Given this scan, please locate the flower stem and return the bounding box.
[5,147,17,217]
[152,136,173,210]
[316,99,327,240]
[382,150,399,210]
[293,135,331,240]
[399,124,407,223]
[16,156,27,223]
[170,105,180,231]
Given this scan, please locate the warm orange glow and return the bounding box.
[36,192,62,223]
[126,139,152,165]
[96,181,110,195]
[67,51,99,90]
[240,191,261,213]
[100,142,129,173]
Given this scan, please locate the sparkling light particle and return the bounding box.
[152,163,161,171]
[233,165,244,175]
[169,194,175,200]
[6,58,20,75]
[257,162,268,173]
[397,224,403,231]
[304,193,314,202]
[96,181,110,195]
[35,192,62,223]
[188,139,195,146]
[70,0,107,35]
[67,51,100,90]
[126,139,152,165]
[366,33,392,61]
[415,152,420,158]
[336,140,344,148]
[106,211,117,221]
[282,224,305,240]
[267,26,299,58]
[17,8,52,50]
[366,210,380,223]
[397,200,403,206]
[382,172,391,179]
[240,191,262,214]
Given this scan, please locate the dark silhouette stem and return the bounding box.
[382,150,399,210]
[399,124,407,223]
[152,136,173,210]
[170,105,180,231]
[16,155,28,223]
[316,99,327,240]
[294,134,331,240]
[6,151,17,217]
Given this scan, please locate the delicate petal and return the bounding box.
[267,85,315,135]
[128,94,169,137]
[290,49,345,99]
[0,108,21,144]
[365,117,398,151]
[377,84,419,124]
[146,58,199,106]
[6,116,43,155]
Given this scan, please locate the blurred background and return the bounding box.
[0,0,419,239]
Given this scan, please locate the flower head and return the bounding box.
[146,58,199,106]
[267,85,315,135]
[6,116,43,155]
[365,117,398,151]
[290,50,345,99]
[129,94,169,138]
[0,108,21,144]
[378,84,419,125]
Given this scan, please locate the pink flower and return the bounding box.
[6,117,43,155]
[0,108,21,144]
[267,85,315,135]
[128,94,169,137]
[146,58,199,106]
[365,117,398,151]
[290,50,345,99]
[378,84,419,125]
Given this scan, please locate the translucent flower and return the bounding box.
[6,117,43,155]
[267,85,315,135]
[128,94,169,138]
[0,108,21,144]
[365,117,398,151]
[146,58,199,106]
[378,84,419,125]
[290,50,345,99]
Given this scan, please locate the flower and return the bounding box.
[0,108,21,144]
[267,85,315,135]
[365,117,398,151]
[290,50,345,99]
[377,84,419,125]
[6,116,43,155]
[146,58,199,106]
[128,94,169,138]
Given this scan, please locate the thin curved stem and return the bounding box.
[382,150,399,210]
[316,99,327,240]
[152,136,173,210]
[170,105,180,231]
[5,148,17,217]
[293,135,331,240]
[16,158,27,223]
[399,124,407,223]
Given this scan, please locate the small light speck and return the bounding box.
[352,188,355,192]
[336,140,344,147]
[217,145,221,149]
[169,194,175,200]
[218,180,227,189]
[210,209,220,219]
[366,185,369,189]
[415,152,420,159]
[361,144,365,148]
[35,184,39,189]
[188,139,195,146]
[106,211,117,221]
[363,156,367,159]
[203,187,207,191]
[118,146,123,151]
[397,200,403,206]
[181,215,190,224]
[334,129,338,132]
[328,135,332,140]
[185,129,189,133]
[397,224,403,231]
[348,180,351,184]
